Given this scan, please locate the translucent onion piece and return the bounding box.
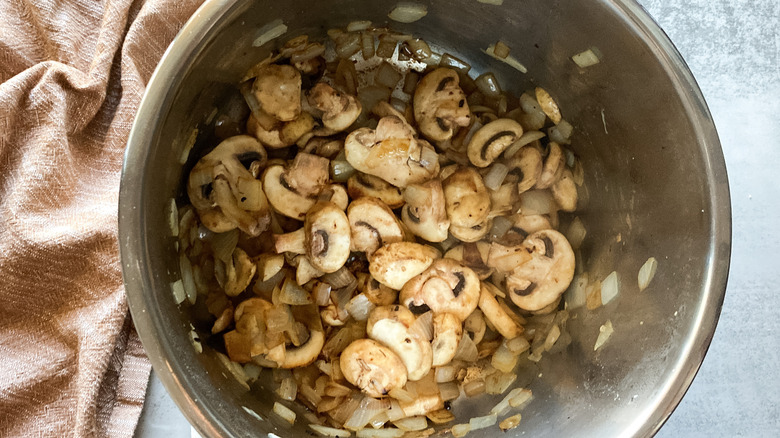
[215,352,250,390]
[347,20,372,32]
[345,293,375,321]
[167,198,179,236]
[508,388,533,408]
[403,71,419,95]
[439,53,471,74]
[388,387,415,403]
[335,32,362,59]
[435,365,457,383]
[572,48,601,68]
[361,32,376,59]
[393,415,428,431]
[386,399,407,421]
[356,428,404,438]
[179,255,197,305]
[451,423,471,438]
[273,401,296,425]
[280,275,315,305]
[406,38,432,60]
[483,163,509,191]
[566,217,587,250]
[463,379,485,397]
[253,20,287,47]
[594,320,614,351]
[180,128,198,164]
[345,396,384,430]
[518,190,556,215]
[492,41,510,59]
[277,377,298,401]
[469,413,497,430]
[291,43,326,63]
[211,229,239,262]
[313,281,332,306]
[488,215,514,241]
[309,424,351,437]
[375,62,403,89]
[323,267,356,289]
[376,35,398,58]
[474,72,502,98]
[548,119,573,145]
[171,279,185,305]
[388,2,428,23]
[638,257,658,291]
[331,160,357,183]
[485,371,516,395]
[506,336,530,355]
[491,342,518,373]
[484,44,527,73]
[438,382,460,401]
[410,311,434,341]
[453,334,479,362]
[600,271,619,306]
[490,387,529,416]
[542,324,561,352]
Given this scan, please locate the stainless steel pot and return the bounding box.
[119,0,731,436]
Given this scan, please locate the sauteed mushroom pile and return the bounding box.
[175,23,585,437]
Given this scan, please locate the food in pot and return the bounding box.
[176,24,584,436]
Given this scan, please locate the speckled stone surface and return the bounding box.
[135,1,780,436]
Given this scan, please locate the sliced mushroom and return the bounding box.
[401,179,450,243]
[449,219,492,243]
[348,173,405,209]
[464,309,487,344]
[344,116,440,188]
[502,214,552,245]
[304,202,351,273]
[399,258,480,322]
[215,247,257,296]
[551,168,578,212]
[486,241,533,274]
[505,145,543,194]
[321,184,349,211]
[413,68,471,143]
[363,277,398,306]
[535,87,561,124]
[431,313,462,367]
[252,64,301,122]
[478,283,523,339]
[276,305,326,368]
[488,183,518,217]
[535,142,565,189]
[273,228,305,254]
[262,153,329,220]
[399,393,444,417]
[506,229,575,311]
[444,241,493,280]
[466,118,524,168]
[187,135,270,235]
[367,305,433,381]
[368,242,441,290]
[308,82,362,132]
[301,136,343,159]
[247,113,286,149]
[442,167,491,229]
[224,298,273,363]
[348,197,405,255]
[340,338,408,397]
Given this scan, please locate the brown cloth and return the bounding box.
[0,0,203,436]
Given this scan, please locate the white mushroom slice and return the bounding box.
[401,179,450,242]
[322,184,349,211]
[305,202,351,273]
[486,241,533,274]
[340,339,408,397]
[501,214,553,245]
[442,167,491,229]
[478,283,522,339]
[344,116,440,188]
[308,82,362,132]
[506,229,575,311]
[187,135,270,235]
[399,259,480,322]
[466,119,524,168]
[551,168,578,212]
[449,219,492,243]
[464,309,487,344]
[278,329,325,368]
[506,146,543,194]
[535,87,561,124]
[363,277,398,306]
[431,313,462,367]
[413,68,471,143]
[262,153,330,220]
[399,393,444,417]
[368,242,441,290]
[348,197,405,255]
[444,241,493,280]
[535,142,565,189]
[348,173,405,209]
[367,305,433,381]
[252,64,301,122]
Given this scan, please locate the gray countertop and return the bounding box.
[135,0,780,436]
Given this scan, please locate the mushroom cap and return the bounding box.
[340,338,408,397]
[401,179,450,243]
[308,82,362,132]
[399,258,480,322]
[347,197,405,255]
[304,202,352,273]
[413,68,471,143]
[347,173,405,209]
[363,277,398,306]
[449,219,492,243]
[368,242,441,290]
[507,146,543,194]
[262,165,316,220]
[367,305,433,381]
[247,113,286,149]
[507,229,575,311]
[478,283,523,339]
[466,118,524,168]
[442,167,491,228]
[252,64,302,122]
[444,241,493,280]
[431,312,463,367]
[344,116,440,188]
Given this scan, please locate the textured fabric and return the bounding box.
[0,0,203,436]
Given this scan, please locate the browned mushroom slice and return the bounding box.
[348,172,405,209]
[478,283,523,339]
[413,68,471,143]
[399,258,480,322]
[506,146,543,194]
[367,305,433,381]
[308,82,362,132]
[442,167,491,229]
[551,168,578,212]
[215,247,257,296]
[506,229,575,311]
[431,312,462,367]
[304,202,352,273]
[363,276,398,306]
[252,64,302,122]
[501,214,553,245]
[466,118,524,168]
[486,241,533,274]
[449,218,492,243]
[368,242,441,290]
[535,141,565,189]
[224,298,273,363]
[401,179,450,243]
[340,338,408,397]
[444,241,493,280]
[348,197,405,256]
[262,153,329,220]
[187,135,270,235]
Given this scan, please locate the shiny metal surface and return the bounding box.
[119,0,731,437]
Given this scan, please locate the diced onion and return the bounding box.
[542,324,561,352]
[518,190,556,215]
[171,279,185,305]
[406,38,432,60]
[548,119,573,145]
[280,276,314,305]
[242,362,261,382]
[346,293,375,321]
[322,266,356,289]
[491,387,529,416]
[179,255,197,305]
[463,379,486,397]
[211,229,239,262]
[388,2,428,23]
[506,335,530,355]
[451,423,471,438]
[438,382,460,402]
[313,281,332,306]
[469,413,497,430]
[566,217,587,250]
[358,85,393,116]
[491,342,518,373]
[435,365,457,383]
[601,271,619,306]
[638,257,658,291]
[376,35,398,58]
[474,72,502,98]
[273,402,296,425]
[392,415,428,431]
[361,32,375,59]
[410,311,434,341]
[484,44,527,73]
[277,377,298,401]
[216,352,250,390]
[386,399,406,421]
[291,43,326,63]
[357,428,404,438]
[485,371,516,395]
[508,388,533,408]
[499,413,522,431]
[488,215,514,240]
[375,62,403,89]
[345,396,383,430]
[167,198,179,236]
[347,20,372,32]
[492,41,510,59]
[179,128,198,164]
[335,32,362,59]
[439,53,471,74]
[189,326,202,353]
[483,163,509,191]
[572,48,601,68]
[594,320,613,351]
[309,424,351,437]
[453,334,479,362]
[388,387,415,403]
[331,160,357,183]
[253,20,288,47]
